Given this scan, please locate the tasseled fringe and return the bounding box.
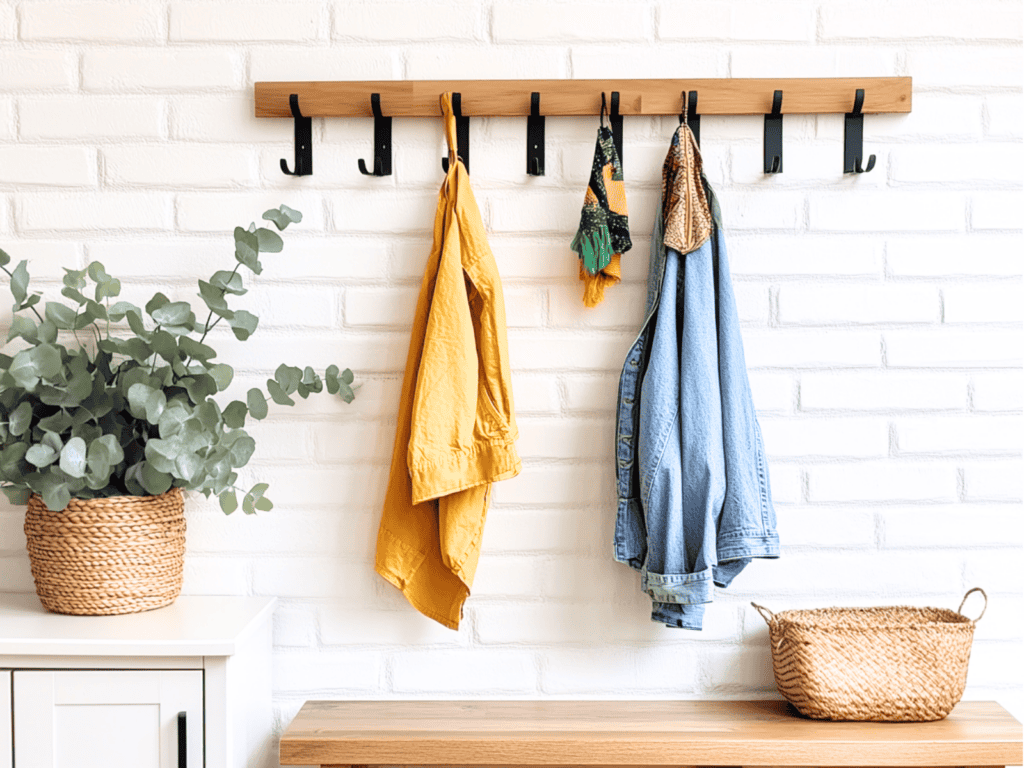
[579,252,622,308]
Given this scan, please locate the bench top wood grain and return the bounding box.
[279,699,1023,767]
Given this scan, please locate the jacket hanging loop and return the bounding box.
[844,88,876,174]
[357,93,392,176]
[280,94,312,176]
[441,92,470,174]
[763,89,783,174]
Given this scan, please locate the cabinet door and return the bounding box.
[13,670,202,768]
[1,671,11,768]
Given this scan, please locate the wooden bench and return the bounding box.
[279,699,1023,767]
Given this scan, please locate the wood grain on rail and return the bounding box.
[255,77,912,118]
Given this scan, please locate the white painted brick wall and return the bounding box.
[0,1,1020,761]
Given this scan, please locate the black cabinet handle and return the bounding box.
[177,710,187,768]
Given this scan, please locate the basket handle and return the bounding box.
[957,587,987,623]
[751,602,776,623]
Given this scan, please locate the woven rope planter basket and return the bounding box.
[24,488,186,616]
[752,588,987,722]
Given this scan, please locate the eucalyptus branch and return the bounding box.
[0,204,350,514]
[1,264,44,323]
[198,263,241,344]
[185,263,240,369]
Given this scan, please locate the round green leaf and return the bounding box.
[7,316,37,344]
[37,320,58,344]
[255,227,283,253]
[227,310,258,341]
[158,405,189,438]
[219,489,238,514]
[139,461,173,495]
[211,270,246,295]
[208,363,233,391]
[196,400,221,432]
[26,443,58,468]
[11,261,29,304]
[41,482,71,512]
[274,364,301,393]
[151,301,192,326]
[31,344,62,380]
[9,401,33,437]
[266,378,293,406]
[128,383,156,421]
[108,301,142,323]
[150,330,178,362]
[178,336,216,362]
[246,388,268,420]
[174,452,202,484]
[61,286,87,305]
[144,438,179,474]
[227,434,256,468]
[145,292,170,316]
[223,400,247,429]
[96,277,121,301]
[145,389,166,424]
[44,302,77,330]
[86,261,109,282]
[59,437,88,478]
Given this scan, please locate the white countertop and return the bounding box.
[0,593,276,657]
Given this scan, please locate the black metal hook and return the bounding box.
[526,92,545,176]
[609,91,623,163]
[280,94,312,176]
[680,90,700,147]
[441,92,470,174]
[844,88,876,174]
[764,89,783,174]
[357,93,392,177]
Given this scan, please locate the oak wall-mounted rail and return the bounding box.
[254,77,912,178]
[254,77,912,118]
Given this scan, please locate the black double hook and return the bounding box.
[441,92,470,174]
[357,93,392,176]
[764,90,783,174]
[844,88,876,174]
[280,94,312,176]
[526,92,545,176]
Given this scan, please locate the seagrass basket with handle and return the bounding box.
[751,588,987,722]
[24,487,186,616]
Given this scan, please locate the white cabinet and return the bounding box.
[1,671,11,768]
[13,670,203,768]
[0,595,276,768]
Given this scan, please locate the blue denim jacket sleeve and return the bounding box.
[614,178,779,631]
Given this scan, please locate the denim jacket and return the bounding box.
[614,156,779,630]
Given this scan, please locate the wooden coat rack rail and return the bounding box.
[254,77,912,117]
[255,77,912,177]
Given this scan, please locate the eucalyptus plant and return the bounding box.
[0,205,354,513]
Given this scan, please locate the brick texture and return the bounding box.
[0,0,1019,740]
[21,2,164,41]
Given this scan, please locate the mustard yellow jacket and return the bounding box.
[375,93,521,630]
